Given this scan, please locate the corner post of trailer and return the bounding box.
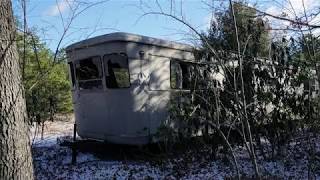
[71,123,77,165]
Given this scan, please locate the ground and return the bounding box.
[31,116,320,179]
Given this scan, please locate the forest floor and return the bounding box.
[31,115,320,180]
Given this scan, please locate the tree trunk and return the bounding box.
[0,1,34,179]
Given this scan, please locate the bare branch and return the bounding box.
[240,2,320,29]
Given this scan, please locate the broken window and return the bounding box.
[75,56,103,90]
[171,60,197,89]
[170,59,213,90]
[103,53,130,88]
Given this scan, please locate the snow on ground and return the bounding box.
[31,117,320,179]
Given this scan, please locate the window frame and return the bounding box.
[170,59,199,90]
[103,53,131,89]
[75,56,103,91]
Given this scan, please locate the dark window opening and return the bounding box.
[75,56,103,90]
[76,57,102,80]
[68,62,75,87]
[103,53,130,88]
[170,59,213,90]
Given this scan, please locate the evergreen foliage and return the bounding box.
[16,31,72,123]
[160,2,319,160]
[206,2,270,57]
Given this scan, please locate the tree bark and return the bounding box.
[0,1,34,179]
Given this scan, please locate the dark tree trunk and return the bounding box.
[0,0,34,179]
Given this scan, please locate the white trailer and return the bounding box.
[66,32,199,145]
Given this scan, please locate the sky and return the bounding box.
[12,0,320,51]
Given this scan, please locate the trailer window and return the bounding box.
[171,60,195,89]
[170,60,209,90]
[75,56,103,90]
[104,53,130,88]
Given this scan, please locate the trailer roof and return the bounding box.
[66,32,194,52]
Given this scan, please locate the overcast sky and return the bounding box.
[12,0,320,51]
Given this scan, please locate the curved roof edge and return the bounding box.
[66,32,194,52]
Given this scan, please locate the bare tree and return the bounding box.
[0,0,34,179]
[229,1,260,178]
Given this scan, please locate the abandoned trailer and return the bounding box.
[66,32,215,145]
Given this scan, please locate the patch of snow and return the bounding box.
[31,120,320,179]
